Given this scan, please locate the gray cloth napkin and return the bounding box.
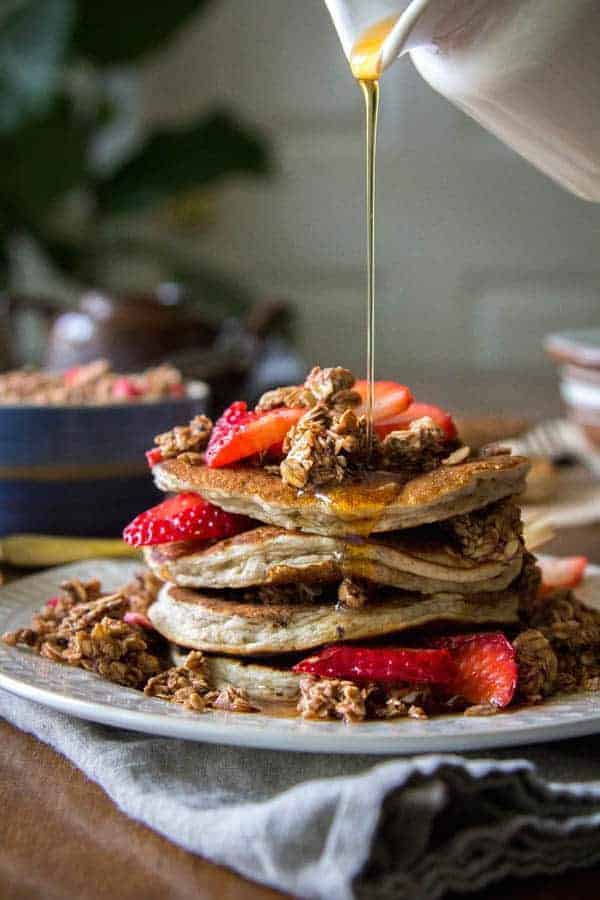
[3,690,600,900]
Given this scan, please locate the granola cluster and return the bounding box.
[124,570,165,616]
[442,499,523,563]
[275,368,454,489]
[0,360,185,405]
[297,676,372,723]
[255,385,315,412]
[144,650,255,713]
[280,403,368,489]
[297,674,504,723]
[256,366,360,412]
[242,582,328,606]
[518,587,600,697]
[2,578,166,688]
[270,368,368,489]
[1,575,251,713]
[153,414,213,461]
[297,676,432,724]
[240,577,379,611]
[513,629,558,701]
[378,417,452,475]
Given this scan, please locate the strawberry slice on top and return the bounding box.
[205,401,303,468]
[376,401,457,440]
[354,380,413,421]
[123,492,252,546]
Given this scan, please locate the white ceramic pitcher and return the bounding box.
[324,0,600,201]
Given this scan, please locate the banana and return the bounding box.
[0,534,140,568]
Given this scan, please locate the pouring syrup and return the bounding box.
[349,15,400,455]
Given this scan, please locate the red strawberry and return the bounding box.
[354,380,413,421]
[293,644,456,685]
[113,377,143,400]
[376,401,457,440]
[538,556,588,596]
[63,366,82,386]
[205,401,303,468]
[46,596,61,608]
[123,611,155,630]
[145,448,164,468]
[123,492,251,546]
[431,632,517,708]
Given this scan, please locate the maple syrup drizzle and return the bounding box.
[313,470,407,536]
[350,16,399,457]
[350,15,400,82]
[296,24,404,558]
[360,78,379,456]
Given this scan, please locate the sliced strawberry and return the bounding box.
[146,448,164,468]
[123,611,155,630]
[294,633,517,708]
[205,401,303,468]
[354,380,413,421]
[538,556,588,596]
[376,401,457,440]
[123,492,252,546]
[113,376,144,400]
[431,632,517,708]
[267,439,285,459]
[293,644,456,685]
[46,596,62,608]
[63,366,82,386]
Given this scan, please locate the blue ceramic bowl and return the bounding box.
[0,388,209,537]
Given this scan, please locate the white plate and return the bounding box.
[1,559,600,755]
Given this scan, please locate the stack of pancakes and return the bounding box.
[144,451,531,704]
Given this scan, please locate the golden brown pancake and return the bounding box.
[144,525,523,595]
[153,455,529,536]
[148,582,520,656]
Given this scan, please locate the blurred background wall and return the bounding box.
[142,0,600,394]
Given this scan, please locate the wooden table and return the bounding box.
[1,527,599,899]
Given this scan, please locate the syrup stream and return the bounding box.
[359,78,380,456]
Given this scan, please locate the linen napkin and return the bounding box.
[3,690,600,900]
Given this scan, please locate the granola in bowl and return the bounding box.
[0,359,203,406]
[0,359,209,536]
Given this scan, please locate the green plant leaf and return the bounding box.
[97,110,271,215]
[71,0,213,64]
[0,95,88,224]
[0,0,75,134]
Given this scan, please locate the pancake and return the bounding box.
[149,582,520,656]
[154,455,529,536]
[144,525,523,595]
[170,646,301,703]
